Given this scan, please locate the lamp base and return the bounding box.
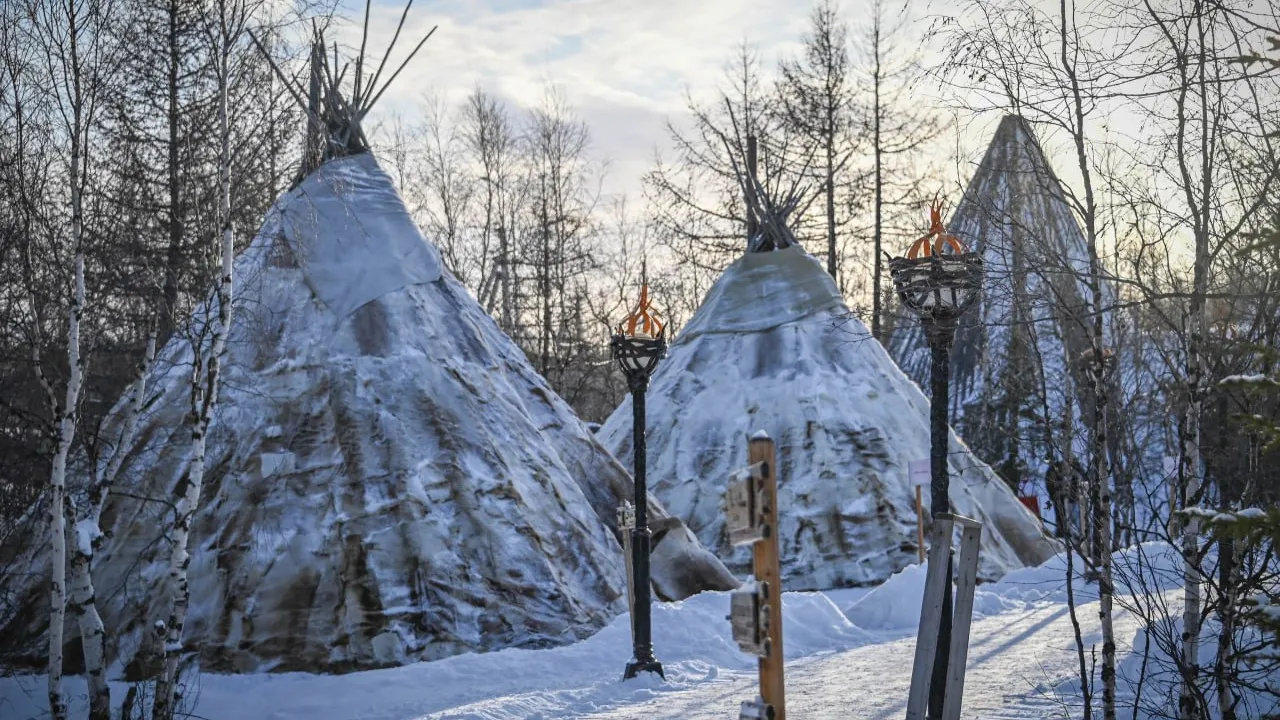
[623,657,665,681]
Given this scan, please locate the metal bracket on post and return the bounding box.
[728,580,772,658]
[905,514,983,720]
[739,696,776,720]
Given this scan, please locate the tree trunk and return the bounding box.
[871,13,883,341]
[1058,0,1114,712]
[48,15,90,709]
[1178,8,1212,715]
[71,327,154,720]
[160,0,183,340]
[825,131,836,285]
[1215,536,1236,720]
[154,9,237,714]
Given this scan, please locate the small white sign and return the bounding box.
[909,459,931,487]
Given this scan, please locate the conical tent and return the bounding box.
[888,115,1111,492]
[0,153,734,674]
[597,243,1058,590]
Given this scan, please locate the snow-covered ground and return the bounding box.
[4,544,1272,719]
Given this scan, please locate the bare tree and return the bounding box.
[459,87,524,330]
[777,0,857,287]
[854,0,942,339]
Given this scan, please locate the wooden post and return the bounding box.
[617,502,637,643]
[942,520,982,720]
[905,514,983,720]
[915,486,926,563]
[749,432,785,720]
[906,517,953,720]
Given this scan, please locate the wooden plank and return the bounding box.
[750,433,785,720]
[941,523,983,720]
[905,518,954,720]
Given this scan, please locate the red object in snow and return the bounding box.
[1018,495,1041,519]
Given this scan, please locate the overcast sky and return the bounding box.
[337,0,1007,205]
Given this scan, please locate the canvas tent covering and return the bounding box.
[598,244,1058,590]
[0,152,734,674]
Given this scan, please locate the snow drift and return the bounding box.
[0,153,734,675]
[598,245,1058,590]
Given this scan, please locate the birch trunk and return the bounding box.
[1058,1,1115,714]
[48,189,85,720]
[69,328,155,720]
[153,5,237,715]
[47,17,90,707]
[1179,311,1205,719]
[1178,7,1211,716]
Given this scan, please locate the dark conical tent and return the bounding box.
[888,115,1108,492]
[0,21,734,675]
[597,153,1058,590]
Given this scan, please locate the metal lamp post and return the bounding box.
[611,284,666,681]
[888,199,982,719]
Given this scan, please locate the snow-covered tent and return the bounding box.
[0,32,733,675]
[888,115,1112,496]
[597,219,1058,591]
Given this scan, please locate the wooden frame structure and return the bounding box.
[905,514,983,720]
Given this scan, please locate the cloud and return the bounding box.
[332,0,812,199]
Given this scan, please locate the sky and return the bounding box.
[333,0,974,204]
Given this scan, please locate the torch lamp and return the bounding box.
[611,284,666,680]
[888,198,982,719]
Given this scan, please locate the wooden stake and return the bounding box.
[915,486,926,563]
[749,433,785,720]
[942,521,983,720]
[906,517,953,720]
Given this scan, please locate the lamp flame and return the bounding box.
[907,196,968,259]
[618,285,664,339]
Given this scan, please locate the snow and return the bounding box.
[72,518,100,557]
[281,153,442,318]
[1218,373,1278,387]
[598,245,1057,590]
[9,542,1270,719]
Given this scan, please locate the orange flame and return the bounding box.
[907,197,968,259]
[618,284,664,338]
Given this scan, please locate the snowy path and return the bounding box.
[4,552,1165,720]
[442,596,1133,719]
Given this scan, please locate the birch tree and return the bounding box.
[151,0,248,716]
[22,0,118,714]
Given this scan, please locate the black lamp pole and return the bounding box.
[611,329,666,681]
[925,320,957,720]
[888,203,982,720]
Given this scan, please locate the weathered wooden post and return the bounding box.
[909,459,930,563]
[904,514,982,720]
[617,501,636,642]
[725,431,785,720]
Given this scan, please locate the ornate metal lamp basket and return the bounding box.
[888,200,983,327]
[611,285,667,382]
